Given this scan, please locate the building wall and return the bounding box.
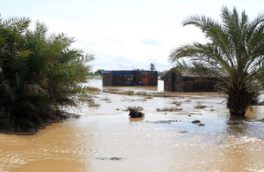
[112,71,135,86]
[139,71,158,86]
[181,77,218,92]
[164,70,173,91]
[164,69,218,92]
[102,71,112,86]
[102,70,158,86]
[164,69,183,91]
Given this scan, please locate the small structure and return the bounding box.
[164,68,219,92]
[102,70,158,87]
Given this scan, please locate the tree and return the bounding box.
[94,69,104,75]
[170,7,264,119]
[150,63,156,71]
[0,16,92,132]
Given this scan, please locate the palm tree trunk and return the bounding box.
[227,88,252,119]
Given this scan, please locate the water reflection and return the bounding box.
[129,117,144,122]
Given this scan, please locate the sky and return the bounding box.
[0,0,263,71]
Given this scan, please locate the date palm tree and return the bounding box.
[170,7,264,119]
[0,17,92,132]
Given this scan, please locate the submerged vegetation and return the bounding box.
[0,16,92,133]
[194,104,207,109]
[156,107,182,112]
[171,7,264,118]
[127,106,144,118]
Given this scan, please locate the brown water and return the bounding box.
[1,79,264,172]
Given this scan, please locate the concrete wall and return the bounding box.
[164,69,218,92]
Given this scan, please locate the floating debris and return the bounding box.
[127,106,144,118]
[178,130,188,133]
[191,120,205,127]
[143,96,153,101]
[147,120,179,124]
[100,97,112,103]
[194,104,207,109]
[171,101,182,106]
[185,99,191,102]
[95,157,124,161]
[157,107,183,112]
[79,96,100,107]
[191,120,201,124]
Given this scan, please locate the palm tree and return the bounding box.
[0,17,92,132]
[170,7,264,119]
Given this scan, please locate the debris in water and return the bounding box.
[147,120,179,124]
[171,101,182,106]
[191,120,205,126]
[191,120,201,124]
[95,157,123,161]
[194,104,207,109]
[100,97,112,103]
[110,157,123,161]
[127,106,144,118]
[178,130,188,133]
[157,107,183,112]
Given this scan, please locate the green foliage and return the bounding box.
[0,16,92,132]
[170,7,264,117]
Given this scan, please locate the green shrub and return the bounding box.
[0,17,92,133]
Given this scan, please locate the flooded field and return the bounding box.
[1,79,264,172]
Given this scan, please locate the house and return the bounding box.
[102,70,158,87]
[164,68,219,92]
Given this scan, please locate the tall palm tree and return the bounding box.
[170,7,264,119]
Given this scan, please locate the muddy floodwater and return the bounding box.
[1,79,264,172]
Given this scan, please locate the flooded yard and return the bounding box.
[1,79,264,172]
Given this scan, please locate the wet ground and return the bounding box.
[1,79,264,172]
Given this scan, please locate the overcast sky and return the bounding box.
[0,0,263,71]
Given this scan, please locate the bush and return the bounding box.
[0,17,92,133]
[127,106,144,118]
